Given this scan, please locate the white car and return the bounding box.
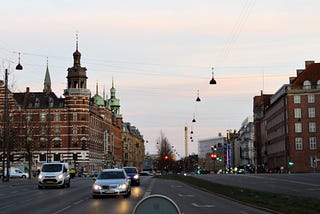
[92,168,131,198]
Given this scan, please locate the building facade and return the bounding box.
[122,122,145,170]
[0,44,125,172]
[255,61,320,173]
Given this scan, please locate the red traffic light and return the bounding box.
[210,153,217,160]
[164,155,169,160]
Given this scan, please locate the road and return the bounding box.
[0,175,274,214]
[192,173,320,199]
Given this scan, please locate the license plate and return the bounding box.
[102,189,114,193]
[46,181,54,184]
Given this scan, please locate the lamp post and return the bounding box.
[2,55,23,182]
[2,69,9,182]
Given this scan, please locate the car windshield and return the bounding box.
[98,171,125,179]
[41,164,62,172]
[124,168,137,173]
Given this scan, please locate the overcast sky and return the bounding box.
[1,0,320,158]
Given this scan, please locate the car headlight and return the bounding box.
[38,174,43,179]
[57,174,64,179]
[93,184,102,190]
[133,174,139,179]
[118,183,127,190]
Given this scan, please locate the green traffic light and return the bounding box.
[288,161,294,166]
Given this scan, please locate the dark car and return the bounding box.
[123,167,140,186]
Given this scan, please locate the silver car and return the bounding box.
[92,168,131,198]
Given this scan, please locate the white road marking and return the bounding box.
[191,203,215,208]
[53,205,72,214]
[177,193,194,197]
[143,178,155,198]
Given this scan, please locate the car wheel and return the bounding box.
[66,179,70,188]
[38,185,42,189]
[22,175,26,178]
[124,191,130,198]
[92,195,99,199]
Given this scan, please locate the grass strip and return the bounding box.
[158,174,320,214]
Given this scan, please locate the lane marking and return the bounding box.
[73,199,83,205]
[177,193,194,197]
[191,203,215,208]
[143,178,155,198]
[53,205,71,214]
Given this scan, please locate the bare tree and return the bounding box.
[156,131,173,172]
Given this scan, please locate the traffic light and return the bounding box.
[211,145,217,152]
[210,153,217,160]
[288,161,294,166]
[164,155,169,160]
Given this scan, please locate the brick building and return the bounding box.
[0,43,124,172]
[254,61,320,173]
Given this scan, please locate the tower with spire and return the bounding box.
[108,78,121,116]
[43,58,51,93]
[66,33,88,90]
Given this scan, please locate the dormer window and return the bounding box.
[303,80,311,89]
[35,98,40,108]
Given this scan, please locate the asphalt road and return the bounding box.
[0,175,276,214]
[192,173,320,199]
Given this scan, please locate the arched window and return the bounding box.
[303,80,311,89]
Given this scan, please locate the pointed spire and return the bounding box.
[43,57,51,93]
[73,32,81,67]
[76,31,79,51]
[103,85,106,100]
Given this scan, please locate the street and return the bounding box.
[2,173,319,213]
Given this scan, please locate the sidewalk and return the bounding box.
[0,177,37,187]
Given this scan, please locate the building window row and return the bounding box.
[295,122,317,133]
[293,107,315,118]
[295,137,317,150]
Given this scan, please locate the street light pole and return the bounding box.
[2,69,9,182]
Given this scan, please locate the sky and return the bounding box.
[1,0,320,158]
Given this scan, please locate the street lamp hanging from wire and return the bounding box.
[209,67,216,85]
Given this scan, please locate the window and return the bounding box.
[40,154,46,162]
[295,123,302,133]
[310,137,317,150]
[303,80,311,89]
[40,127,46,136]
[54,113,60,121]
[26,114,32,122]
[40,113,46,121]
[317,80,320,88]
[54,126,61,136]
[294,108,301,118]
[308,107,315,118]
[53,154,60,162]
[73,126,77,135]
[73,112,77,121]
[35,98,40,108]
[308,94,315,103]
[81,126,86,134]
[294,95,301,104]
[309,122,316,132]
[295,137,303,150]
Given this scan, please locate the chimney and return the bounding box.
[289,77,296,83]
[296,69,304,76]
[26,87,30,93]
[305,60,315,68]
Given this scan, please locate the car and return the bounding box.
[38,162,71,189]
[139,171,154,176]
[92,168,131,198]
[123,166,140,186]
